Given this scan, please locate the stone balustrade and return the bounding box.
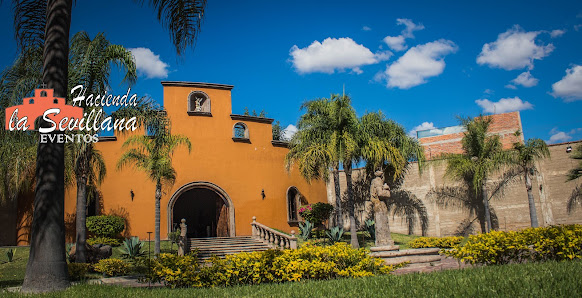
[251,216,297,249]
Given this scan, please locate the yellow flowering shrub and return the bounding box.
[145,243,400,288]
[445,225,582,265]
[93,258,131,277]
[409,236,464,249]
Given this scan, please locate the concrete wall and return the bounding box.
[328,140,582,236]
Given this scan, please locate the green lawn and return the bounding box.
[3,260,581,297]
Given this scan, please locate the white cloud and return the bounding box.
[505,84,517,89]
[384,39,457,89]
[289,38,389,74]
[475,96,534,114]
[551,65,582,101]
[548,128,572,144]
[129,47,169,79]
[511,71,539,87]
[484,89,494,95]
[477,25,554,70]
[383,35,407,51]
[382,18,424,51]
[550,29,566,38]
[362,26,372,31]
[409,122,436,138]
[282,124,298,140]
[575,24,582,32]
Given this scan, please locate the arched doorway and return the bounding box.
[168,182,235,238]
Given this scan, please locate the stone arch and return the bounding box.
[233,122,249,139]
[167,181,235,237]
[286,186,304,225]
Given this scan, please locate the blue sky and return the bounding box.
[1,0,581,143]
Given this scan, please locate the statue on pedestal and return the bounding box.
[370,170,395,248]
[194,97,203,112]
[178,218,187,256]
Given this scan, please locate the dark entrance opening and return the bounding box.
[172,188,229,238]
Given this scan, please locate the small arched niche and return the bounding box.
[232,122,249,140]
[286,186,306,225]
[187,90,211,114]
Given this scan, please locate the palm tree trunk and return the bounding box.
[525,171,539,227]
[333,164,342,227]
[22,0,72,292]
[344,162,359,248]
[75,177,87,263]
[155,180,162,255]
[482,179,492,233]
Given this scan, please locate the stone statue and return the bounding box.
[178,218,187,256]
[194,97,203,112]
[370,170,395,247]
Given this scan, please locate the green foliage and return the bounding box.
[567,145,582,213]
[93,258,131,277]
[243,107,250,115]
[87,236,121,247]
[408,236,464,249]
[259,110,267,117]
[67,263,90,281]
[145,243,400,288]
[120,237,145,259]
[168,230,181,244]
[298,203,334,225]
[5,248,15,262]
[326,227,344,243]
[86,215,125,238]
[365,220,376,241]
[272,121,283,141]
[445,224,582,265]
[298,221,313,240]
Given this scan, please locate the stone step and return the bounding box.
[191,243,270,249]
[381,254,442,266]
[195,245,271,254]
[187,236,272,260]
[369,245,400,252]
[370,248,440,258]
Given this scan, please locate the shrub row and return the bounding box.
[146,242,400,288]
[445,224,582,265]
[87,236,121,247]
[408,236,464,249]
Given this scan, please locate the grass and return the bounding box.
[3,260,581,297]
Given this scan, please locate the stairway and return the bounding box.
[189,236,272,260]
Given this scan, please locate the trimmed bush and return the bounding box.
[445,224,582,265]
[146,242,401,288]
[409,236,464,249]
[87,236,121,247]
[298,203,334,225]
[86,215,125,238]
[93,258,131,277]
[68,263,90,281]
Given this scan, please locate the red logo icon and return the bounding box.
[5,88,84,131]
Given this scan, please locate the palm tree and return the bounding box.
[567,144,582,213]
[431,116,512,233]
[11,0,206,291]
[117,119,191,255]
[68,31,137,263]
[358,112,428,236]
[509,132,550,227]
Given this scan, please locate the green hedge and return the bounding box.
[86,215,125,238]
[445,224,582,265]
[145,242,401,288]
[408,236,464,249]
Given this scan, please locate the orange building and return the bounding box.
[4,82,328,246]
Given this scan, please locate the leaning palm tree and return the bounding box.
[11,0,206,292]
[509,131,550,227]
[117,118,191,255]
[431,116,512,233]
[567,144,582,213]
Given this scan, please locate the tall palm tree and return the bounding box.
[286,97,339,225]
[117,119,191,255]
[431,116,512,233]
[11,0,206,292]
[509,132,550,227]
[68,31,137,263]
[567,144,582,213]
[359,112,428,236]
